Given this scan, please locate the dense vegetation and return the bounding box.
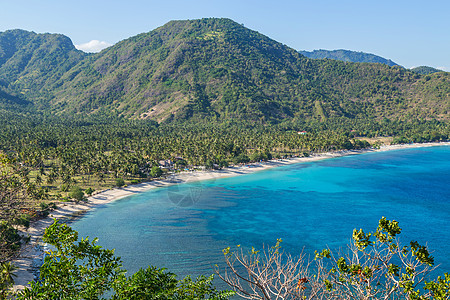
[0,18,448,124]
[0,110,448,263]
[410,66,445,75]
[298,49,400,67]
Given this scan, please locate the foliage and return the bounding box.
[0,222,22,264]
[299,49,400,66]
[217,217,450,299]
[112,267,233,300]
[0,154,35,224]
[233,153,250,164]
[0,110,447,206]
[0,153,48,262]
[15,220,233,299]
[410,66,445,75]
[0,18,448,299]
[16,220,123,299]
[114,178,125,188]
[111,266,179,299]
[68,186,85,201]
[424,273,450,299]
[150,166,163,178]
[0,262,17,299]
[85,187,95,196]
[314,217,437,299]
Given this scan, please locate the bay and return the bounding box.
[72,146,450,280]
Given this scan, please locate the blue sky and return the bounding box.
[1,0,449,70]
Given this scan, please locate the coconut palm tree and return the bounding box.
[0,262,17,298]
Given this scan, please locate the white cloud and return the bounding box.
[75,40,112,53]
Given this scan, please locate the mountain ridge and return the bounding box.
[0,18,448,124]
[299,49,400,67]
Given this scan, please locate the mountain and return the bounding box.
[0,29,87,108]
[52,18,313,122]
[0,19,448,124]
[410,66,445,75]
[299,49,400,67]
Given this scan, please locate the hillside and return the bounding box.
[0,29,87,109]
[0,19,448,124]
[410,66,445,75]
[298,49,400,67]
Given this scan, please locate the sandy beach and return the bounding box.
[12,141,450,289]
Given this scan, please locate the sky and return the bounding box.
[1,0,449,70]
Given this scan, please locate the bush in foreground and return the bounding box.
[14,220,233,300]
[216,217,450,299]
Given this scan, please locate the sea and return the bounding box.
[71,145,450,282]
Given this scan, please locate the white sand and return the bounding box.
[12,141,450,289]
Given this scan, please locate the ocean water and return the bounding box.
[71,146,450,281]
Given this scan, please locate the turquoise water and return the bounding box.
[72,146,450,279]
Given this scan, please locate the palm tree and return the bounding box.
[0,262,17,298]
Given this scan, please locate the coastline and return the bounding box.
[12,141,450,289]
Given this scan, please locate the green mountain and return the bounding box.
[410,66,445,75]
[299,49,400,67]
[0,19,448,124]
[0,29,87,109]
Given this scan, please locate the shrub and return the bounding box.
[84,187,95,196]
[14,221,234,299]
[60,184,70,192]
[233,154,250,164]
[150,166,162,178]
[115,178,125,187]
[68,186,85,201]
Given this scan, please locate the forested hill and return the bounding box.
[410,66,445,75]
[0,29,87,109]
[299,49,400,67]
[0,19,449,124]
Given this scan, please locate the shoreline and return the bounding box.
[12,141,450,289]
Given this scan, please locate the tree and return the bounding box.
[15,220,233,299]
[112,267,233,300]
[216,239,322,299]
[16,220,123,299]
[313,217,438,299]
[0,154,44,263]
[0,262,17,299]
[150,166,163,178]
[205,160,215,170]
[115,178,125,187]
[217,217,450,299]
[233,153,250,164]
[68,186,85,201]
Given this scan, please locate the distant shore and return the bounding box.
[13,141,450,289]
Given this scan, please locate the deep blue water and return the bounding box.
[72,146,450,279]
